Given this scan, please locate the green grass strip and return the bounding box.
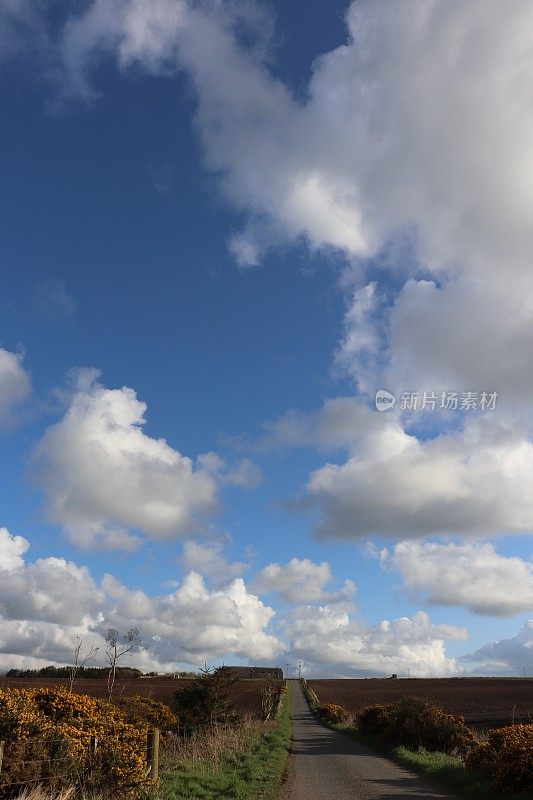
[161,684,291,800]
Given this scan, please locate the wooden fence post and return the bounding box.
[146,729,159,781]
[0,741,4,776]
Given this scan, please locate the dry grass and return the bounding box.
[160,715,266,776]
[14,789,76,800]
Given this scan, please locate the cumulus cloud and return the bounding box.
[0,348,31,429]
[373,541,533,617]
[0,527,29,571]
[101,571,283,664]
[283,606,466,678]
[2,1,533,404]
[464,621,533,676]
[267,397,533,540]
[41,0,533,274]
[253,557,355,604]
[33,371,219,550]
[179,536,248,588]
[0,528,283,670]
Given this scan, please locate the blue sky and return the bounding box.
[1,0,533,677]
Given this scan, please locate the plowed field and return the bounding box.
[309,678,533,725]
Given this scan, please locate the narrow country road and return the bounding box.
[284,681,458,800]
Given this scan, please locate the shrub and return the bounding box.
[0,687,148,799]
[318,703,349,724]
[465,723,533,794]
[358,703,395,736]
[171,668,239,732]
[358,696,475,755]
[115,695,178,731]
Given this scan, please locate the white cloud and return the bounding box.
[253,557,355,604]
[179,536,248,588]
[464,620,533,676]
[307,415,533,539]
[283,606,466,678]
[0,528,284,670]
[47,0,533,275]
[0,348,31,429]
[0,527,29,571]
[4,1,533,408]
[101,571,284,664]
[374,541,533,617]
[33,370,219,549]
[268,397,533,540]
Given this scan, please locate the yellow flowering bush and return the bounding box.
[318,702,350,724]
[115,695,178,731]
[0,688,149,798]
[465,723,533,794]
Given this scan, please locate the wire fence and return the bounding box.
[0,729,159,792]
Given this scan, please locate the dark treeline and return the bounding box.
[6,666,144,679]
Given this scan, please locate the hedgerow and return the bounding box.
[357,696,475,755]
[465,723,533,794]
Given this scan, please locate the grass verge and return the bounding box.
[161,683,291,800]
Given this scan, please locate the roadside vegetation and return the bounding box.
[301,679,533,800]
[1,669,290,800]
[161,678,290,800]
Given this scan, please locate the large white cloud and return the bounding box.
[32,371,219,550]
[308,414,533,539]
[268,398,533,540]
[373,541,533,617]
[5,0,526,269]
[253,557,355,604]
[101,571,283,664]
[3,2,533,397]
[0,348,31,430]
[283,606,466,678]
[0,528,284,670]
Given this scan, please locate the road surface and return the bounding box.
[284,681,458,800]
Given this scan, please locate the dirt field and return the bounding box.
[309,678,533,725]
[0,676,278,719]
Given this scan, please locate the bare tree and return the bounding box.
[69,637,99,693]
[105,627,142,699]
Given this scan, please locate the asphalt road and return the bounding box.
[284,681,458,800]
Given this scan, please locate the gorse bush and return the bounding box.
[115,695,178,731]
[358,696,475,755]
[465,723,533,794]
[318,703,349,724]
[0,687,158,799]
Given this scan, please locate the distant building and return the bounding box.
[219,666,283,679]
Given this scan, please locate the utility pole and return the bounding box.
[298,661,302,679]
[285,662,290,679]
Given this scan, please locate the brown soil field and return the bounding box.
[309,678,533,725]
[0,676,279,719]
